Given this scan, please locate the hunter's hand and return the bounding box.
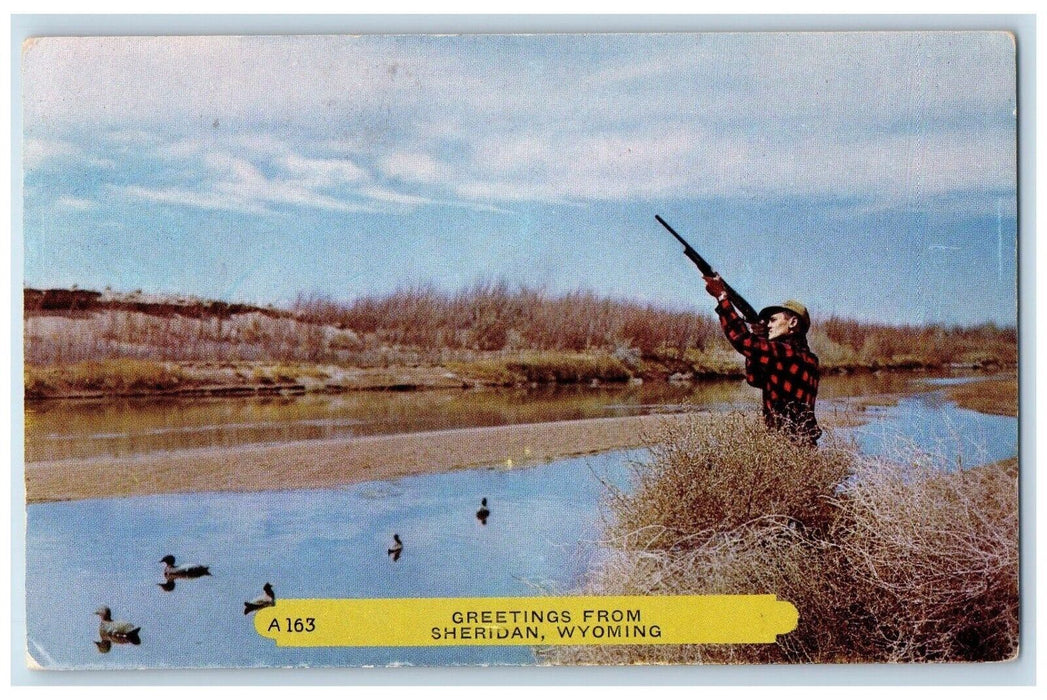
[704,274,727,299]
[750,321,769,338]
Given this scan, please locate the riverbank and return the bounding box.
[945,377,1018,417]
[23,360,480,400]
[24,371,1019,503]
[24,356,1014,401]
[25,413,703,504]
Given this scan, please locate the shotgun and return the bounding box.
[655,215,762,324]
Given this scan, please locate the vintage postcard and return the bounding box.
[20,31,1019,670]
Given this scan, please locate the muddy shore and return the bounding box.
[23,373,1017,504]
[25,413,705,504]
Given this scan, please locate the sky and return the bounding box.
[20,32,1017,326]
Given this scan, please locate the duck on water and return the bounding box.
[160,554,212,579]
[94,606,141,646]
[387,534,403,561]
[244,582,275,615]
[476,498,490,525]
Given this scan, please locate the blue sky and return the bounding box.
[21,32,1016,325]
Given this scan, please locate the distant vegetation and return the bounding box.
[24,359,186,398]
[23,284,1016,396]
[292,282,1016,371]
[547,414,1018,664]
[945,378,1019,417]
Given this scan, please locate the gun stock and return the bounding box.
[655,215,762,324]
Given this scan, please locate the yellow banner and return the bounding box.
[253,595,797,647]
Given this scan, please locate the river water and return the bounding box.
[26,371,952,463]
[23,372,1018,669]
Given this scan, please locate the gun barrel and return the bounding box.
[655,214,689,248]
[655,215,762,323]
[655,215,715,277]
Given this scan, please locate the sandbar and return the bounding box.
[25,413,706,504]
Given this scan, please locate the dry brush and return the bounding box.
[547,413,1018,664]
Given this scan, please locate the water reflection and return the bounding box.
[844,392,1017,468]
[25,387,1018,670]
[26,451,638,669]
[25,370,978,462]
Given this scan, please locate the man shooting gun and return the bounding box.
[656,215,821,446]
[703,275,822,446]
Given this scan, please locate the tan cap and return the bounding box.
[759,300,811,333]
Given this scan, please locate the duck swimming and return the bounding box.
[387,533,403,561]
[160,554,211,579]
[476,497,490,525]
[244,582,275,615]
[94,606,141,645]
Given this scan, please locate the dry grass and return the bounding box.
[23,310,337,365]
[945,378,1018,417]
[448,352,632,386]
[818,316,1017,370]
[294,282,721,357]
[546,416,1019,665]
[544,520,837,665]
[607,413,852,548]
[26,286,1015,378]
[829,455,1019,661]
[24,359,185,398]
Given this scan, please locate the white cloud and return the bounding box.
[55,195,97,211]
[120,185,272,216]
[22,36,402,128]
[120,152,375,215]
[23,33,1016,217]
[379,152,441,184]
[105,129,164,147]
[156,138,208,160]
[117,146,421,215]
[114,120,1013,218]
[280,154,370,187]
[23,138,79,169]
[444,122,1014,213]
[357,185,432,207]
[23,33,1013,136]
[234,134,298,157]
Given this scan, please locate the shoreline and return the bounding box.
[23,375,1019,504]
[24,360,1012,402]
[25,413,701,504]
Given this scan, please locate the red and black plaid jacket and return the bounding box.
[714,297,822,445]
